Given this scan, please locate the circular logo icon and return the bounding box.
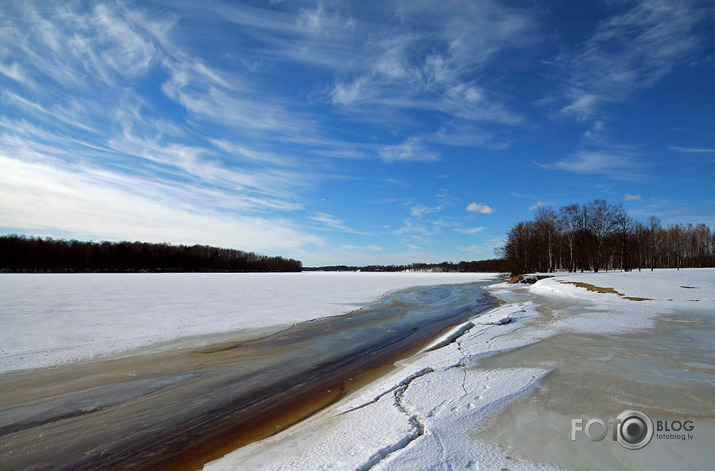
[616,409,653,450]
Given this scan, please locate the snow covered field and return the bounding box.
[204,268,715,471]
[0,272,497,372]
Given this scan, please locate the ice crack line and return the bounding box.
[340,367,434,415]
[348,313,518,470]
[353,368,434,471]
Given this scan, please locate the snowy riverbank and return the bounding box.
[204,268,715,471]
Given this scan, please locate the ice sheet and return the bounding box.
[0,272,497,372]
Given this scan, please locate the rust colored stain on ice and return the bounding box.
[559,280,652,301]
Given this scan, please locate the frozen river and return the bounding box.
[0,275,496,470]
[2,270,712,471]
[0,272,497,372]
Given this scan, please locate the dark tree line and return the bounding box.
[499,200,715,276]
[0,236,302,273]
[305,259,509,273]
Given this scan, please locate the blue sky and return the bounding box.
[1,0,713,266]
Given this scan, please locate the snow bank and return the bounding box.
[0,272,497,372]
[526,269,714,310]
[514,268,715,334]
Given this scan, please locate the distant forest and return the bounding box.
[0,236,302,273]
[305,259,508,273]
[499,199,715,276]
[7,199,712,276]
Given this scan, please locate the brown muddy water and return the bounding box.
[0,282,494,471]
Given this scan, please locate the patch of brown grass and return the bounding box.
[507,274,524,284]
[560,281,652,302]
[508,274,553,285]
[562,281,619,295]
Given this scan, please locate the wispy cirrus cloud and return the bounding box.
[455,227,486,234]
[310,212,369,235]
[408,190,450,218]
[3,0,711,265]
[0,1,344,251]
[378,138,440,163]
[159,60,321,138]
[554,0,706,119]
[0,154,323,251]
[540,150,644,180]
[0,62,27,83]
[203,0,536,131]
[393,190,454,245]
[668,146,715,154]
[4,2,159,90]
[393,219,442,241]
[328,0,536,129]
[341,244,384,252]
[107,127,313,212]
[1,92,97,133]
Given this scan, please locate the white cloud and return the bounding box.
[0,62,27,83]
[310,212,368,235]
[341,245,384,252]
[0,92,97,133]
[379,138,440,163]
[541,150,643,180]
[88,4,158,78]
[455,227,486,234]
[209,139,299,167]
[439,83,523,124]
[560,94,601,120]
[393,219,441,241]
[529,201,553,210]
[668,146,715,154]
[410,205,438,218]
[331,78,368,105]
[510,190,536,199]
[466,203,495,214]
[461,245,489,254]
[408,191,449,218]
[297,5,327,35]
[430,124,507,150]
[0,155,322,252]
[625,193,643,201]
